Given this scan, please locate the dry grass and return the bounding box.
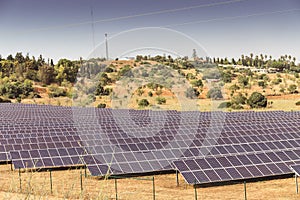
[1,164,300,200]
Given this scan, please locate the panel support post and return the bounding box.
[152,176,155,200]
[18,168,22,192]
[244,181,247,200]
[176,170,179,187]
[80,170,83,193]
[296,175,299,194]
[115,178,118,200]
[85,166,87,178]
[194,181,198,200]
[49,170,53,194]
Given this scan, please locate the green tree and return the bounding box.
[38,65,55,85]
[55,59,79,83]
[247,92,267,108]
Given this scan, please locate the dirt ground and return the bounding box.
[0,164,300,200]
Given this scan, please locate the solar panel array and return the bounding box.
[1,103,300,186]
[0,104,85,169]
[77,109,300,178]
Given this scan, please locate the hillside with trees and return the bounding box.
[0,52,299,111]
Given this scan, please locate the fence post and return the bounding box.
[244,181,247,200]
[115,178,118,200]
[176,170,179,186]
[18,168,22,192]
[296,175,299,194]
[194,181,198,200]
[49,170,53,194]
[152,176,156,200]
[80,170,83,193]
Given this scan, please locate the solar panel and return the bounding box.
[291,165,300,176]
[1,103,300,184]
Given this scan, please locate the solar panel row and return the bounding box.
[173,149,300,184]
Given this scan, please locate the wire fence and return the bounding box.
[0,164,299,199]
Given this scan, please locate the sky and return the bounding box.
[0,0,300,63]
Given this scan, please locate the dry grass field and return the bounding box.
[1,164,300,200]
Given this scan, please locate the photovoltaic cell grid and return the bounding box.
[1,103,300,185]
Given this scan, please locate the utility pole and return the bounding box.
[105,33,109,60]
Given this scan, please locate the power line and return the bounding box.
[162,8,300,28]
[23,0,247,33]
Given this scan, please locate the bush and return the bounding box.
[258,81,266,88]
[191,79,203,88]
[238,75,249,87]
[247,92,267,108]
[218,102,231,108]
[207,88,223,100]
[138,99,150,107]
[185,87,200,99]
[104,67,114,73]
[97,103,106,108]
[48,85,67,98]
[288,84,298,94]
[156,97,166,104]
[296,101,300,106]
[231,93,247,105]
[272,78,282,85]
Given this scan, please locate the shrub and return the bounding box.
[97,103,106,108]
[185,87,200,99]
[191,79,203,88]
[156,97,166,104]
[207,88,223,100]
[218,102,231,108]
[238,75,249,87]
[104,67,114,73]
[231,93,247,105]
[288,84,298,94]
[138,99,149,107]
[258,81,266,88]
[48,85,67,98]
[296,101,300,106]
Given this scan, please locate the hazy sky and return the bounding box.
[1,0,300,63]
